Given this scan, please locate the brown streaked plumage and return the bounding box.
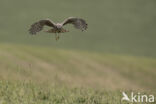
[29,17,88,40]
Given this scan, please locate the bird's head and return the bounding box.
[56,23,62,29]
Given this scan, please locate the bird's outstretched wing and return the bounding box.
[29,19,56,35]
[62,17,88,31]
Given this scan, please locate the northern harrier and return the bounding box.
[29,17,88,40]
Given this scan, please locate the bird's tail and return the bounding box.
[45,28,69,33]
[45,29,57,33]
[61,28,69,33]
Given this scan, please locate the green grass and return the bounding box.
[0,81,125,104]
[0,81,155,104]
[0,43,156,103]
[0,43,156,90]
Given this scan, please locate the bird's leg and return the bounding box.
[57,34,60,40]
[55,33,58,40]
[55,33,60,41]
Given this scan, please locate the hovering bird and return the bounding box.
[29,17,88,40]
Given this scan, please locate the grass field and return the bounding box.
[0,0,156,103]
[0,81,122,104]
[0,43,156,103]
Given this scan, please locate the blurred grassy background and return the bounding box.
[0,0,156,103]
[0,0,156,57]
[0,44,156,91]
